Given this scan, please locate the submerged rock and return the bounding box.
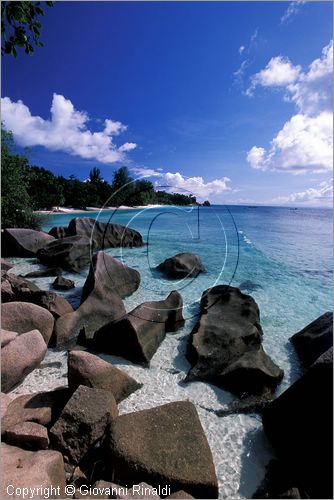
[1,443,65,499]
[67,350,142,402]
[2,228,55,257]
[1,329,47,393]
[156,252,205,279]
[52,275,75,290]
[66,217,143,249]
[106,401,218,498]
[290,311,333,366]
[37,235,92,272]
[239,280,262,292]
[1,301,55,344]
[93,291,184,364]
[262,347,333,499]
[50,385,118,464]
[23,267,63,278]
[186,285,283,396]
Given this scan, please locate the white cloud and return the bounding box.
[119,142,137,152]
[273,179,333,206]
[1,93,137,164]
[247,56,301,96]
[157,172,231,200]
[131,167,163,177]
[234,60,250,82]
[281,0,306,24]
[239,45,245,55]
[246,41,333,174]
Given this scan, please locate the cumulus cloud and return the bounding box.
[246,40,333,174]
[281,0,307,24]
[1,93,137,164]
[273,179,333,206]
[131,166,163,177]
[157,172,231,200]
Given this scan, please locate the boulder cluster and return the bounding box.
[1,219,333,499]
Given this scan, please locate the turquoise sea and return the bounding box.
[8,205,333,498]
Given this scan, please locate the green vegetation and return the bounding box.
[1,1,54,57]
[1,126,198,229]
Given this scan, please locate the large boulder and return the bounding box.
[50,385,118,464]
[1,302,55,344]
[186,286,283,396]
[4,421,49,450]
[48,226,68,239]
[81,251,140,302]
[93,291,185,364]
[106,401,218,498]
[90,481,161,499]
[290,311,333,366]
[2,228,55,257]
[1,388,71,434]
[1,329,18,347]
[1,272,73,319]
[67,217,143,249]
[1,443,66,499]
[1,329,47,392]
[1,258,13,271]
[37,235,92,272]
[68,350,142,402]
[262,347,333,499]
[156,253,205,279]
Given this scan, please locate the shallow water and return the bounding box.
[8,205,332,498]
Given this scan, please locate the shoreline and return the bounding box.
[34,204,167,215]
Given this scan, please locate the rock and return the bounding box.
[50,385,118,464]
[48,226,68,239]
[252,459,304,499]
[67,217,143,249]
[167,492,194,499]
[1,329,18,347]
[81,251,140,302]
[1,258,13,271]
[93,291,185,364]
[1,443,65,499]
[156,253,205,279]
[88,481,161,499]
[1,329,47,392]
[106,401,218,498]
[23,267,63,278]
[37,235,92,272]
[2,228,55,257]
[1,301,55,344]
[239,280,262,292]
[68,350,142,403]
[1,273,74,319]
[1,393,12,419]
[215,393,274,417]
[290,311,333,366]
[52,275,75,290]
[186,285,283,396]
[262,347,333,499]
[1,388,71,434]
[54,289,126,347]
[4,421,49,450]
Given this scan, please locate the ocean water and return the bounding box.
[7,205,332,498]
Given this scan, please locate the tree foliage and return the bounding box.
[1,1,54,57]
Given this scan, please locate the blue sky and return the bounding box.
[2,1,333,206]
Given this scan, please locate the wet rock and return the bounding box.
[156,253,205,279]
[1,258,13,271]
[252,459,305,499]
[37,235,92,272]
[93,291,184,364]
[262,347,333,499]
[52,276,75,290]
[186,285,283,396]
[4,421,49,450]
[50,385,118,464]
[2,228,55,257]
[81,251,140,302]
[1,329,47,392]
[68,350,142,403]
[1,387,71,434]
[23,267,63,278]
[67,217,143,249]
[1,301,55,344]
[1,329,18,347]
[106,401,218,498]
[1,443,65,499]
[290,311,333,366]
[48,226,68,239]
